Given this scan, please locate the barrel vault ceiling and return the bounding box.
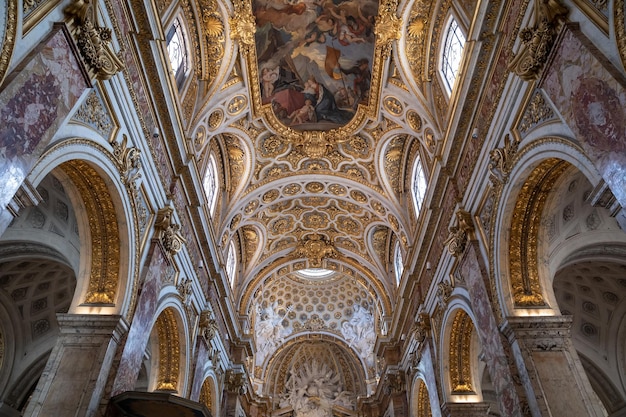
[166,0,475,402]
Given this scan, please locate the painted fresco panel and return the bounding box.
[254,0,378,130]
[541,25,626,207]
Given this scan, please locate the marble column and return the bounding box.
[22,314,128,417]
[441,402,490,417]
[0,24,91,231]
[501,316,606,417]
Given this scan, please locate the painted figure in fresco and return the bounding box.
[261,66,280,99]
[254,0,378,128]
[341,58,371,104]
[303,14,337,46]
[329,8,366,45]
[289,99,317,124]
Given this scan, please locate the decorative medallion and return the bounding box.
[207,110,223,130]
[407,110,422,131]
[227,94,247,115]
[305,182,324,193]
[384,96,403,115]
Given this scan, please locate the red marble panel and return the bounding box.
[459,245,522,417]
[112,241,168,395]
[541,25,626,207]
[0,25,90,208]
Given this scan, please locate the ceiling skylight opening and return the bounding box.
[440,15,466,94]
[297,268,335,280]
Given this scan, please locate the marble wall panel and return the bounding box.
[459,245,521,417]
[112,241,168,395]
[541,25,626,208]
[0,25,90,209]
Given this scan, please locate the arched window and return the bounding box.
[411,156,427,216]
[203,154,219,216]
[226,240,236,287]
[166,18,189,89]
[440,16,466,94]
[394,241,404,285]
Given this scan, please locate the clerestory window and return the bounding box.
[226,240,237,287]
[411,156,427,217]
[440,16,466,94]
[394,241,404,286]
[203,154,219,216]
[166,18,189,90]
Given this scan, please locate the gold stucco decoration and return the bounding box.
[208,110,223,130]
[230,0,256,50]
[62,160,120,305]
[200,378,213,410]
[200,0,225,81]
[509,159,569,307]
[64,0,124,80]
[518,90,556,135]
[293,233,338,268]
[407,110,422,132]
[488,134,520,185]
[509,0,568,81]
[156,308,180,391]
[417,380,432,417]
[616,0,626,72]
[375,0,401,57]
[412,313,430,343]
[0,0,17,87]
[449,310,474,394]
[112,134,142,197]
[445,210,474,258]
[155,207,186,257]
[199,310,219,343]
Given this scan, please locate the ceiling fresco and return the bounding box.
[252,0,379,130]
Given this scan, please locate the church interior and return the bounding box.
[1,0,626,416]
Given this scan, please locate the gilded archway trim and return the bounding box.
[417,379,432,417]
[449,310,474,394]
[199,377,214,411]
[509,158,569,307]
[62,160,121,304]
[156,307,181,391]
[0,0,17,87]
[616,0,626,72]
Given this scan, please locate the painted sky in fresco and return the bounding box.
[254,0,379,130]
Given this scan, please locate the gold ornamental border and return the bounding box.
[0,0,17,87]
[616,0,626,72]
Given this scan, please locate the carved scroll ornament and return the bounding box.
[64,0,124,80]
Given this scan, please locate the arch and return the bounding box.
[26,139,139,318]
[199,374,219,416]
[410,377,433,417]
[507,158,570,308]
[153,306,184,393]
[491,136,604,318]
[440,305,483,404]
